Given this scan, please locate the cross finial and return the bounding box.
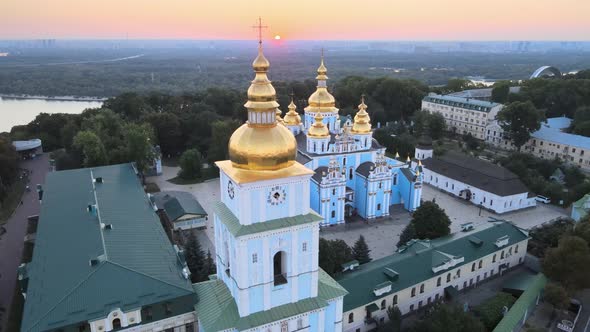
[361,93,365,103]
[252,17,268,46]
[290,90,295,102]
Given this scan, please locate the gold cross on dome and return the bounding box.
[251,17,268,46]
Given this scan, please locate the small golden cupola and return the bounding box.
[305,51,339,114]
[283,94,302,126]
[307,112,330,138]
[351,95,372,134]
[227,41,297,171]
[276,108,284,125]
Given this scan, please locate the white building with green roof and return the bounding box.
[571,193,590,222]
[336,221,529,332]
[19,163,197,332]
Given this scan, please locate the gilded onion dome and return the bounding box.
[305,51,339,114]
[276,108,284,125]
[307,112,330,138]
[283,95,302,126]
[351,95,372,134]
[228,43,297,171]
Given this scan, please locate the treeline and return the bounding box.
[8,76,431,171]
[0,136,19,202]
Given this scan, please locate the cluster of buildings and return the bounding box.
[18,42,533,332]
[422,92,590,172]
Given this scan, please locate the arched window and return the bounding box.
[436,277,441,287]
[478,260,483,269]
[112,318,121,329]
[349,168,353,180]
[501,250,505,259]
[420,284,424,294]
[471,263,476,272]
[456,269,461,278]
[381,299,386,310]
[493,254,496,263]
[411,287,416,297]
[446,273,451,282]
[273,251,287,286]
[348,312,354,323]
[377,203,381,211]
[515,245,519,253]
[393,295,398,304]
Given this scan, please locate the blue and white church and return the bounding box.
[194,40,348,332]
[282,55,422,226]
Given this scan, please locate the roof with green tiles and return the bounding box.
[214,201,323,237]
[572,194,590,220]
[493,274,546,332]
[336,221,529,312]
[153,191,207,221]
[21,163,194,332]
[194,268,347,332]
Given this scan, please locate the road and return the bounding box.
[0,154,49,331]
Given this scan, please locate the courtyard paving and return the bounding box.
[148,166,569,260]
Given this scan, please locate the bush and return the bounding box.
[178,148,203,180]
[473,292,516,331]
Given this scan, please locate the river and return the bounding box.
[0,97,103,133]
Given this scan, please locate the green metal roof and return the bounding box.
[493,274,547,332]
[365,303,379,313]
[214,201,323,237]
[154,191,207,221]
[194,268,347,332]
[21,164,194,332]
[336,222,529,312]
[572,194,590,220]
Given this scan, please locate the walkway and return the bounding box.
[0,154,49,331]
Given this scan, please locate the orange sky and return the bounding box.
[1,0,589,40]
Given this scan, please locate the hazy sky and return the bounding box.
[1,0,589,40]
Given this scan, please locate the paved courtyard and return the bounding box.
[148,167,568,261]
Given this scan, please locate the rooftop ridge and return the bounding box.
[90,169,108,260]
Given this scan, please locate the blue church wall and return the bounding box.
[374,187,386,218]
[354,177,369,218]
[297,273,312,299]
[248,284,264,314]
[309,311,319,332]
[323,300,337,332]
[310,182,321,217]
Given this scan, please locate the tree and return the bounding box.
[442,78,474,93]
[411,201,451,240]
[572,106,590,137]
[319,238,354,276]
[496,101,543,151]
[0,137,19,202]
[386,306,402,332]
[491,81,511,103]
[352,235,372,264]
[473,292,516,331]
[397,222,416,247]
[409,304,486,332]
[544,282,570,313]
[574,217,590,245]
[207,120,242,163]
[73,130,108,167]
[543,235,590,291]
[179,148,203,179]
[185,231,207,282]
[122,123,155,173]
[144,112,183,156]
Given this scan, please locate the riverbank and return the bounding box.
[0,94,108,102]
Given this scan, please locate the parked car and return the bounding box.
[535,195,551,204]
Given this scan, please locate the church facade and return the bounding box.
[194,40,348,332]
[281,56,422,226]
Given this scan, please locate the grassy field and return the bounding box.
[167,167,218,185]
[0,176,27,224]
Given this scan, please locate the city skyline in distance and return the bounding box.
[1,0,589,41]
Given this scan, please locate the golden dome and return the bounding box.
[284,95,302,126]
[228,43,297,171]
[351,95,372,134]
[305,51,339,114]
[308,112,330,138]
[276,109,284,124]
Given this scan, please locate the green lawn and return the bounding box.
[0,176,27,224]
[167,167,218,185]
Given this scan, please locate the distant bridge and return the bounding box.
[530,66,561,79]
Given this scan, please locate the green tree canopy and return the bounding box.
[122,123,155,173]
[491,81,511,103]
[73,130,108,167]
[409,304,486,332]
[319,238,354,276]
[544,282,570,312]
[352,235,372,264]
[398,201,451,247]
[473,292,516,331]
[184,231,207,283]
[542,235,590,291]
[497,101,544,151]
[207,120,242,163]
[0,137,19,202]
[179,148,203,180]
